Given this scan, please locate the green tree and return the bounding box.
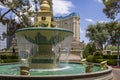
[103,0,120,19]
[84,44,91,58]
[91,42,96,53]
[84,43,96,58]
[86,23,110,50]
[105,21,120,44]
[0,0,42,35]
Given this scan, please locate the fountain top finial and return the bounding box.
[34,0,56,27]
[41,0,50,11]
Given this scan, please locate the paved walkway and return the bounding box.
[112,68,120,80]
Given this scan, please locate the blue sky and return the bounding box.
[52,0,119,43]
[68,0,110,43]
[0,0,119,43]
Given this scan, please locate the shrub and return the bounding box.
[1,55,7,59]
[103,55,119,59]
[84,43,97,58]
[0,54,19,63]
[87,55,94,62]
[95,59,105,63]
[84,44,90,58]
[94,51,103,56]
[94,56,103,63]
[107,59,117,66]
[2,59,19,63]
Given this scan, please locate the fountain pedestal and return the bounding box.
[29,45,58,69]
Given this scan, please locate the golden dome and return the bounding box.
[41,0,50,11]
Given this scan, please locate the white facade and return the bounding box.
[54,13,80,42]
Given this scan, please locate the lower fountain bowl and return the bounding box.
[0,63,113,80]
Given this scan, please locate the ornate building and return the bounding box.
[54,13,80,42]
[54,13,84,54]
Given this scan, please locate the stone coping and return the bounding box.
[0,63,113,80]
[16,27,74,34]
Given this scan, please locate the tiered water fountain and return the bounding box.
[0,0,113,80]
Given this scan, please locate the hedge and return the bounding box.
[87,55,118,66]
[0,54,19,63]
[1,59,19,63]
[102,55,120,59]
[96,59,117,66]
[86,55,94,62]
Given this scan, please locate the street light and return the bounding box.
[112,31,120,66]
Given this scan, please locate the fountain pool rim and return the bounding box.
[16,27,74,34]
[0,62,113,80]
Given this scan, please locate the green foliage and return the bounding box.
[86,23,110,50]
[102,55,119,59]
[84,44,90,58]
[0,0,44,35]
[94,51,103,56]
[103,0,120,19]
[91,43,96,53]
[95,59,105,63]
[105,21,120,45]
[86,55,94,62]
[89,43,96,54]
[0,54,19,63]
[84,43,97,58]
[94,56,103,63]
[107,59,117,66]
[86,53,119,66]
[0,55,18,59]
[86,54,118,66]
[106,45,118,50]
[96,55,118,66]
[1,59,19,63]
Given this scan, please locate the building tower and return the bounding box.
[54,13,80,42]
[55,13,84,54]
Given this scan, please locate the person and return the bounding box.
[12,47,15,54]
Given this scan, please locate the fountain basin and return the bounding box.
[16,27,73,69]
[14,27,113,80]
[0,63,113,80]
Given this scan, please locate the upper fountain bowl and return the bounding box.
[16,27,73,45]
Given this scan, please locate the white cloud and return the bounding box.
[80,28,85,34]
[94,0,104,3]
[0,0,74,16]
[97,0,103,3]
[98,20,108,23]
[53,0,74,16]
[0,5,5,8]
[85,18,95,23]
